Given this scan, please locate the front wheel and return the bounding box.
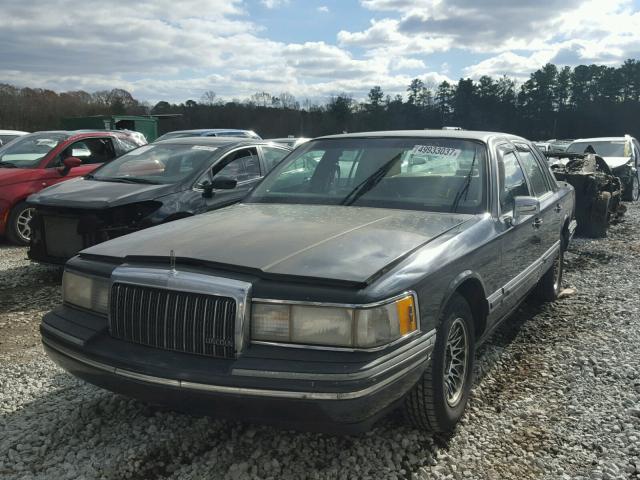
[6,201,34,245]
[624,174,640,202]
[404,293,475,433]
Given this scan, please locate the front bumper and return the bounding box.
[41,305,435,433]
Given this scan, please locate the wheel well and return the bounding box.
[456,279,488,338]
[561,218,571,250]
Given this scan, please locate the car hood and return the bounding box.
[83,203,474,284]
[0,167,32,186]
[602,156,632,169]
[28,177,176,209]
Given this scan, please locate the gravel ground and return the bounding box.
[1,206,639,480]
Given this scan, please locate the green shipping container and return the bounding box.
[61,115,159,142]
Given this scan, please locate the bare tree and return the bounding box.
[200,90,217,105]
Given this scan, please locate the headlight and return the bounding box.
[62,270,110,315]
[251,294,418,349]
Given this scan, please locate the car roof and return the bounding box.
[316,129,529,143]
[0,130,29,135]
[165,129,255,134]
[24,130,126,138]
[153,136,265,147]
[570,137,634,142]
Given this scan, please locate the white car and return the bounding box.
[0,130,29,146]
[566,135,640,201]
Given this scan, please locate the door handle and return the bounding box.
[554,204,562,213]
[532,217,543,229]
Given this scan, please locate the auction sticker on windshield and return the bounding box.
[412,145,462,159]
[192,146,218,152]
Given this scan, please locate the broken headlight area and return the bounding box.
[32,201,162,260]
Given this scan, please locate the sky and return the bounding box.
[1,0,639,104]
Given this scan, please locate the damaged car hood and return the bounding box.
[82,203,474,284]
[28,177,176,209]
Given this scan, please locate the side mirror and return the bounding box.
[211,176,237,190]
[58,156,82,175]
[201,180,214,199]
[513,196,540,225]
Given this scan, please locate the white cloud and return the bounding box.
[317,5,330,13]
[2,0,638,104]
[260,0,290,8]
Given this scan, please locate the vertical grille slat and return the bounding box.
[108,283,236,358]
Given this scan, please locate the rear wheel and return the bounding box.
[404,293,475,433]
[536,246,564,302]
[6,201,34,245]
[586,191,610,238]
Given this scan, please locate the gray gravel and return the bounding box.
[1,206,639,480]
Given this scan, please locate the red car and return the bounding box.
[0,130,144,245]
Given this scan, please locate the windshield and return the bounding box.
[0,132,68,168]
[566,140,629,157]
[247,138,487,214]
[89,143,220,184]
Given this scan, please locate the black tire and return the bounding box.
[536,246,564,302]
[6,201,34,246]
[585,191,610,238]
[622,174,640,202]
[404,293,475,433]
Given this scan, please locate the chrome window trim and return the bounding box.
[250,290,421,352]
[110,266,252,354]
[43,337,429,401]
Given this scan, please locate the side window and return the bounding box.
[262,146,290,171]
[60,138,116,165]
[214,148,260,183]
[516,146,551,196]
[337,150,360,180]
[499,151,530,213]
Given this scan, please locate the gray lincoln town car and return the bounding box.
[41,130,575,433]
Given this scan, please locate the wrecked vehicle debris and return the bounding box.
[546,152,624,238]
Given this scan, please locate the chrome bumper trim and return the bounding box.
[42,337,431,401]
[233,330,435,381]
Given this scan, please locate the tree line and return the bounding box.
[1,59,639,141]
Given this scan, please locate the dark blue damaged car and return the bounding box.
[40,130,575,433]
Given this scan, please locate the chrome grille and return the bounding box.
[109,283,236,358]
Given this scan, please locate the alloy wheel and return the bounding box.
[444,317,469,407]
[633,175,639,201]
[16,207,34,243]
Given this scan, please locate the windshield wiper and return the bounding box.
[0,161,17,168]
[341,154,400,206]
[451,149,478,213]
[97,176,160,185]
